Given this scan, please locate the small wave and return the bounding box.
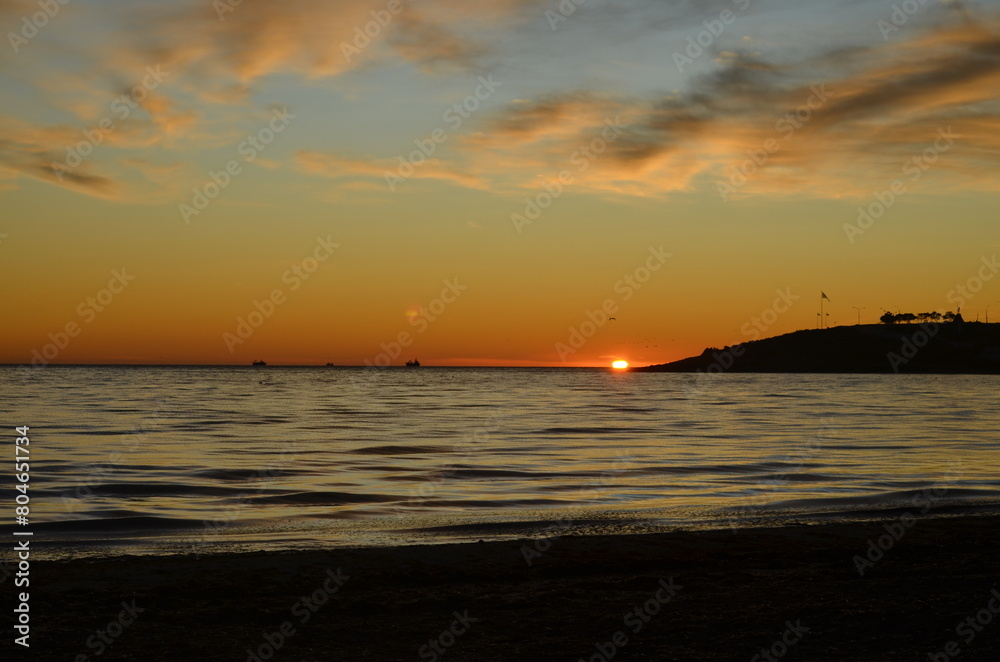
[63,429,133,436]
[536,426,657,435]
[32,516,204,532]
[249,491,399,505]
[444,468,617,479]
[411,518,610,535]
[66,482,262,498]
[765,487,1000,511]
[193,468,308,481]
[418,498,566,508]
[752,473,840,483]
[352,444,452,455]
[638,462,828,476]
[174,420,231,428]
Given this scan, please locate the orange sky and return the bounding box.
[1,1,998,367]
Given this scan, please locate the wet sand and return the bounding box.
[28,514,1000,661]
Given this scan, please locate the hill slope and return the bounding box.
[634,322,1000,373]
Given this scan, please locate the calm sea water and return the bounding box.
[3,366,999,558]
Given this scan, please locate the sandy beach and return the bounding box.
[27,513,1000,661]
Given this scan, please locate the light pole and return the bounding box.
[852,306,865,325]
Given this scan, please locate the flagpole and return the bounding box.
[820,292,824,329]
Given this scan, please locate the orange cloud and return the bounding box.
[439,18,1000,199]
[297,149,489,192]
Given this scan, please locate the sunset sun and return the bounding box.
[612,360,629,369]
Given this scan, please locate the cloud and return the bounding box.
[297,149,489,192]
[114,0,525,86]
[0,0,525,203]
[0,105,211,201]
[0,118,119,198]
[4,0,999,205]
[388,11,486,72]
[432,16,1000,199]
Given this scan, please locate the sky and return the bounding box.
[1,0,999,367]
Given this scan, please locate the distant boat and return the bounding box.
[251,360,267,366]
[405,359,421,367]
[325,362,335,367]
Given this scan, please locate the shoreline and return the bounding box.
[26,490,1000,562]
[27,492,1000,561]
[31,512,1000,660]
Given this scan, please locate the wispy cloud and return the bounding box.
[297,150,488,192]
[1,0,998,203]
[447,16,1000,199]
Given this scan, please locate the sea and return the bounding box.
[3,366,1000,559]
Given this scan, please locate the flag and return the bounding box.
[821,292,830,301]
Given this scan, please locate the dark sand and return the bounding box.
[27,514,1000,661]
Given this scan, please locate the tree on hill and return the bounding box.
[880,310,957,325]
